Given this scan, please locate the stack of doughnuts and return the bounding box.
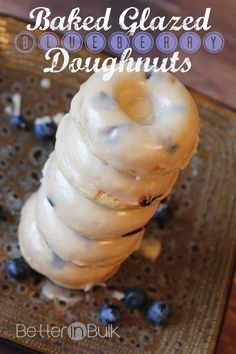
[18,69,200,289]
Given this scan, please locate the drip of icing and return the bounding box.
[111,290,125,301]
[42,280,83,304]
[139,238,161,262]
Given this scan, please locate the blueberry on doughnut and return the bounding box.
[71,67,199,176]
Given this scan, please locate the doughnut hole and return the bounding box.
[114,77,153,125]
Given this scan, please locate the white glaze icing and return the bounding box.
[19,196,119,289]
[42,155,158,237]
[34,187,144,266]
[18,68,199,289]
[71,69,199,175]
[55,115,179,208]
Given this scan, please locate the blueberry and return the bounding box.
[154,198,173,228]
[34,121,56,140]
[160,196,170,205]
[146,69,153,80]
[123,286,148,310]
[98,304,121,325]
[6,257,31,280]
[146,300,171,325]
[47,196,55,207]
[10,114,27,129]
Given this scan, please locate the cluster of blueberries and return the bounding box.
[11,113,57,140]
[99,287,170,326]
[6,257,170,327]
[5,90,58,140]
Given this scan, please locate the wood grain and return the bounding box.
[216,275,236,354]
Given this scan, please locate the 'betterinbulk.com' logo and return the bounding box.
[67,322,119,340]
[16,322,120,340]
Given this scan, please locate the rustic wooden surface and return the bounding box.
[0,1,235,354]
[217,276,236,354]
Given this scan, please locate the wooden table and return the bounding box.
[0,1,235,353]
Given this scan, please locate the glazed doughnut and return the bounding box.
[19,195,119,289]
[41,155,159,238]
[55,115,179,209]
[34,189,143,267]
[71,69,199,176]
[18,67,200,289]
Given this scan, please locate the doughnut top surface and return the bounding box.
[71,68,200,175]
